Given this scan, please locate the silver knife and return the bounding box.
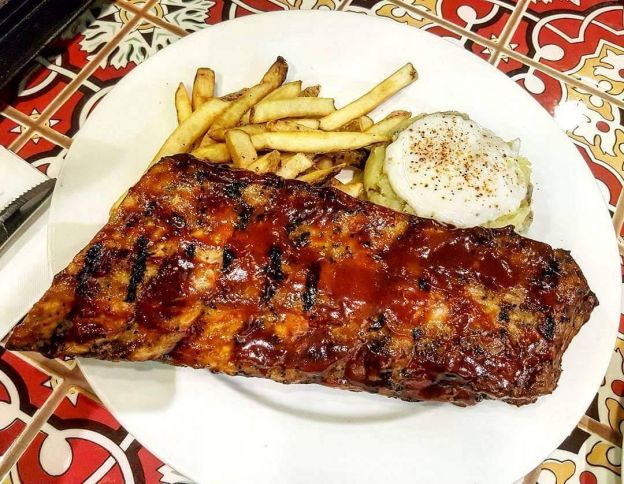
[0,178,56,250]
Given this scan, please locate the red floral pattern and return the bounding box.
[436,0,512,38]
[6,387,175,483]
[497,56,624,210]
[524,0,623,17]
[509,4,624,102]
[0,349,53,455]
[346,0,497,66]
[16,145,65,178]
[0,116,25,149]
[345,0,518,63]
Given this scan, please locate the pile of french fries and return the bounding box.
[151,56,417,198]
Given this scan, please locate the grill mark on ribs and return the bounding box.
[125,235,149,303]
[222,247,236,271]
[236,204,252,230]
[6,154,598,406]
[76,243,103,297]
[302,262,320,312]
[261,245,285,303]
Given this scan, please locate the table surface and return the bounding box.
[0,0,623,482]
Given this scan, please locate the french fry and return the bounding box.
[350,167,364,184]
[250,131,390,153]
[225,129,257,168]
[266,120,316,132]
[209,57,288,138]
[340,116,374,132]
[263,80,302,101]
[191,143,231,163]
[151,98,229,166]
[210,123,267,141]
[361,116,374,131]
[198,132,217,148]
[328,149,368,168]
[366,110,412,135]
[315,156,334,170]
[220,87,248,101]
[192,68,215,110]
[297,164,345,184]
[331,179,364,198]
[241,80,302,124]
[234,124,268,136]
[248,150,280,174]
[276,153,313,179]
[300,85,320,97]
[250,98,335,123]
[175,83,192,124]
[320,63,417,131]
[293,118,320,129]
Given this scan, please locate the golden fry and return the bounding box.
[192,68,215,110]
[175,82,192,124]
[191,143,231,163]
[209,57,288,137]
[250,98,335,123]
[250,131,390,153]
[297,164,345,184]
[361,116,374,130]
[210,123,267,141]
[328,149,368,168]
[263,80,302,101]
[276,153,313,179]
[248,150,280,174]
[152,98,229,166]
[266,120,316,132]
[225,129,257,168]
[320,63,417,131]
[340,116,374,132]
[241,81,302,124]
[300,85,320,97]
[234,124,268,136]
[315,156,334,170]
[350,167,364,184]
[331,179,364,198]
[220,87,248,101]
[198,132,217,148]
[365,110,412,135]
[293,118,320,129]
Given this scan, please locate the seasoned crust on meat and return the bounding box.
[6,154,597,406]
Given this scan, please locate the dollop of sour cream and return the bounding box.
[384,113,528,228]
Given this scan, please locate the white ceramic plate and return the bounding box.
[48,11,620,484]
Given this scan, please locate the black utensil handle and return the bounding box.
[0,223,9,248]
[0,0,94,96]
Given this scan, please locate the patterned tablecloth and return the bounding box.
[0,0,623,482]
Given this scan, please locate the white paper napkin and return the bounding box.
[0,147,52,340]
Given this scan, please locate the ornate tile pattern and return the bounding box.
[508,3,624,103]
[0,118,25,151]
[348,0,516,38]
[523,0,623,17]
[345,0,497,63]
[42,20,185,141]
[534,432,622,483]
[1,0,623,482]
[347,0,464,39]
[15,139,66,177]
[503,61,624,209]
[0,349,53,458]
[4,388,183,483]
